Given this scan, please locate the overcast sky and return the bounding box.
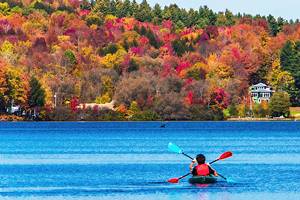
[137,0,300,20]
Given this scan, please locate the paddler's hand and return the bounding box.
[189,159,196,172]
[214,172,218,177]
[191,158,196,163]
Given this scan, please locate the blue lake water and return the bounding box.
[0,122,300,200]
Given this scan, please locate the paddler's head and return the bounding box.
[196,154,206,164]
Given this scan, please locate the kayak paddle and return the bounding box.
[168,142,194,160]
[167,142,234,183]
[209,151,233,164]
[167,172,191,183]
[167,151,233,184]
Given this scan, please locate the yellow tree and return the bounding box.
[208,54,233,80]
[0,41,16,65]
[182,62,208,80]
[100,49,127,69]
[4,67,29,109]
[267,58,295,91]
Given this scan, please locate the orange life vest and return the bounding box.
[195,164,210,176]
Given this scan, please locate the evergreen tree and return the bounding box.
[29,77,46,108]
[152,3,162,25]
[108,0,117,15]
[280,41,295,72]
[93,0,111,16]
[172,39,192,56]
[134,0,152,22]
[119,0,132,17]
[128,59,139,72]
[186,9,199,27]
[267,15,281,36]
[225,9,235,26]
[140,26,147,35]
[280,40,300,105]
[198,6,217,26]
[269,92,290,117]
[131,0,139,15]
[145,28,160,48]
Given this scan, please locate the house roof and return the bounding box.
[251,88,274,93]
[252,83,267,87]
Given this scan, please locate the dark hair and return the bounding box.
[196,154,206,164]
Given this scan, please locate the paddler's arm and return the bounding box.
[208,164,218,176]
[189,159,196,172]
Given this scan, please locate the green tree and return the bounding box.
[152,3,162,25]
[128,59,139,72]
[225,9,235,26]
[28,76,46,118]
[131,110,160,121]
[228,103,238,117]
[33,1,53,14]
[269,92,291,117]
[198,6,217,26]
[172,39,193,57]
[280,40,300,105]
[186,9,199,27]
[145,28,160,48]
[253,103,269,118]
[63,50,77,68]
[93,0,111,15]
[134,0,152,22]
[85,13,104,26]
[0,66,8,112]
[129,100,140,113]
[267,15,285,36]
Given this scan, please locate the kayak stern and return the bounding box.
[188,175,217,184]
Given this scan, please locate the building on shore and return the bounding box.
[249,83,274,104]
[77,100,116,110]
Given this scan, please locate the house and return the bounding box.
[6,105,20,114]
[249,83,274,104]
[77,100,116,110]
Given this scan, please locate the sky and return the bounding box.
[137,0,300,20]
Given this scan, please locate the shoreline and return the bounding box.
[0,118,299,122]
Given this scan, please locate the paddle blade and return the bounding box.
[226,178,236,183]
[168,142,183,154]
[219,151,232,160]
[167,178,179,183]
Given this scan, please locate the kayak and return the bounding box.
[188,176,217,184]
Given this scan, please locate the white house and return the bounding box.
[249,83,274,104]
[77,100,116,110]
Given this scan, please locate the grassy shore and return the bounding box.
[2,107,300,122]
[227,117,295,121]
[290,107,300,118]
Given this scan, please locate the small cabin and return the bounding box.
[249,83,274,103]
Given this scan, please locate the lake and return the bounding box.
[0,122,299,200]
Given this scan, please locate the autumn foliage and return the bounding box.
[0,0,299,120]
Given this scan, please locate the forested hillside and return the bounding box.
[0,0,299,120]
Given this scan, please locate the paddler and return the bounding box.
[189,154,218,177]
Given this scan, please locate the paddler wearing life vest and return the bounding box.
[189,154,218,177]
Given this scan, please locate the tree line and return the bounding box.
[0,0,299,121]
